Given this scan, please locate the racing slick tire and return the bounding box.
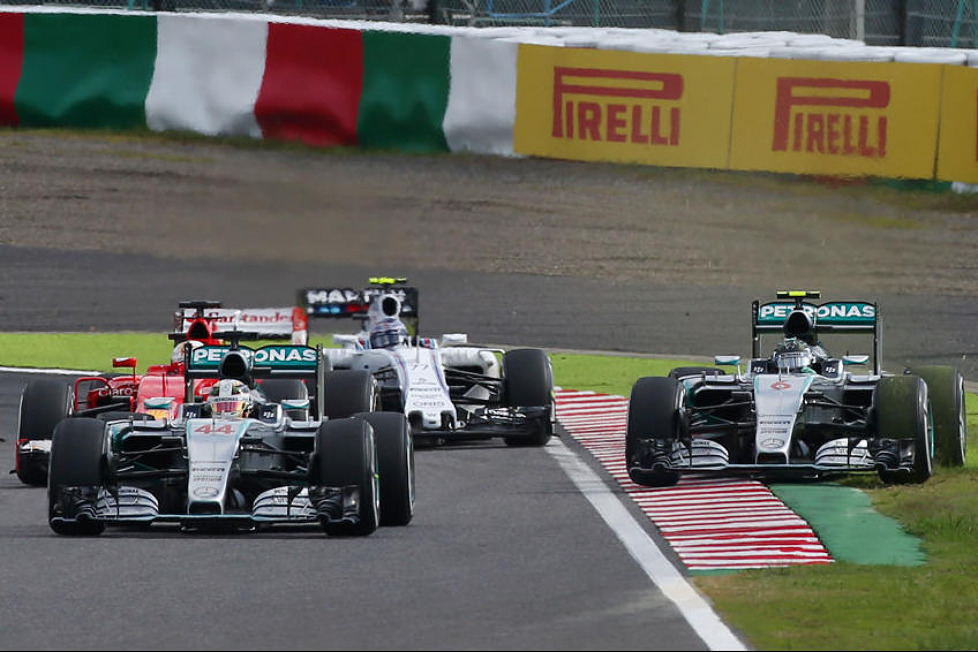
[16,378,73,486]
[354,412,415,527]
[875,375,933,485]
[501,348,554,447]
[909,366,967,468]
[322,370,378,420]
[667,366,726,380]
[260,378,310,420]
[312,417,380,537]
[626,376,683,488]
[48,418,108,536]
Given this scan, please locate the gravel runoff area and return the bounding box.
[1,129,977,378]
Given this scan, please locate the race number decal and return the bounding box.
[194,423,234,435]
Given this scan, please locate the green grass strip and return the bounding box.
[770,482,926,566]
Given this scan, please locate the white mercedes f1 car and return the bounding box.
[47,335,414,537]
[297,278,555,447]
[626,290,967,487]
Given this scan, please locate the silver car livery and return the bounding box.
[625,290,967,487]
[47,338,414,537]
[297,278,555,448]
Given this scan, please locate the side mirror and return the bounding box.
[143,397,175,420]
[281,398,311,411]
[714,355,741,366]
[113,356,137,369]
[842,355,870,366]
[332,334,362,349]
[441,333,468,346]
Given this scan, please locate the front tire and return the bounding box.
[501,348,554,447]
[17,378,73,486]
[312,418,379,537]
[910,366,967,467]
[48,418,108,536]
[355,412,415,527]
[876,375,932,485]
[626,376,683,488]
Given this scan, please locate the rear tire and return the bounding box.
[17,379,73,486]
[626,376,683,488]
[48,418,107,536]
[312,418,379,537]
[502,348,554,447]
[876,375,932,485]
[355,412,415,526]
[910,366,966,467]
[322,371,378,420]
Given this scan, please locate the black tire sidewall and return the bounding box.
[19,378,73,440]
[353,412,414,527]
[909,365,966,467]
[626,376,683,461]
[322,371,377,420]
[502,348,553,408]
[49,417,108,488]
[313,417,379,536]
[876,375,932,484]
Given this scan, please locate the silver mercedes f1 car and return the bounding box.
[626,290,967,487]
[47,335,414,537]
[297,278,555,448]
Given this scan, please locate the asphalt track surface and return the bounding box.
[2,131,977,650]
[0,371,724,651]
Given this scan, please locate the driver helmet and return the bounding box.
[369,318,409,349]
[171,339,204,365]
[206,378,252,418]
[772,338,813,373]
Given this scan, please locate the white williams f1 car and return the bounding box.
[297,278,555,447]
[47,336,415,536]
[626,290,967,487]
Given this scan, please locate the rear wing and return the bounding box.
[184,343,326,419]
[296,284,420,337]
[173,306,307,345]
[752,295,881,374]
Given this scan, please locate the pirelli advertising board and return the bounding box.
[937,66,978,184]
[729,58,942,179]
[514,45,736,169]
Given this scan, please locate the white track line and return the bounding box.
[0,365,101,375]
[547,437,747,651]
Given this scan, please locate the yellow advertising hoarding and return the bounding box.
[937,66,978,183]
[514,45,736,169]
[730,58,941,179]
